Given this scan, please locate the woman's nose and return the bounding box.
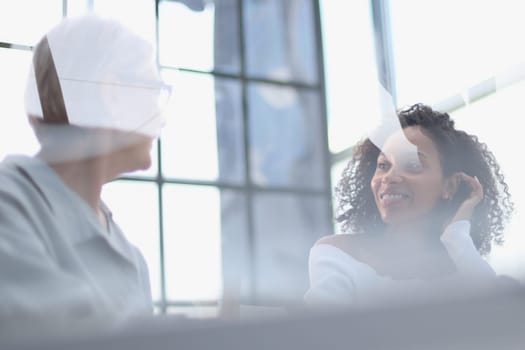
[382,167,402,183]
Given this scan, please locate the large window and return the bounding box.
[7,0,520,317]
[1,0,332,315]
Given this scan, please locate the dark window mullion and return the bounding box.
[237,0,257,303]
[154,0,168,315]
[160,65,321,90]
[118,176,327,195]
[0,42,32,51]
[370,0,397,104]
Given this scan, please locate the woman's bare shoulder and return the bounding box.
[315,233,371,258]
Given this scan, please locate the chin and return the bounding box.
[380,211,411,226]
[138,158,152,171]
[123,157,151,173]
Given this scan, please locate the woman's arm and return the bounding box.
[440,220,496,278]
[304,244,358,306]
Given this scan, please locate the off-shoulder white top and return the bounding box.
[304,220,496,307]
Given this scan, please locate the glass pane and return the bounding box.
[248,83,325,189]
[252,193,332,304]
[320,0,379,153]
[0,0,62,46]
[244,0,318,84]
[451,81,525,283]
[161,71,245,183]
[0,48,39,161]
[101,181,161,301]
[217,190,249,305]
[159,0,240,74]
[163,185,223,301]
[93,0,156,44]
[391,0,525,107]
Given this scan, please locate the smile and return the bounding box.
[379,191,410,206]
[379,192,408,199]
[380,193,409,200]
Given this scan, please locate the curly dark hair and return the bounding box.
[335,103,513,255]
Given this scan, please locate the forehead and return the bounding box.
[380,126,439,158]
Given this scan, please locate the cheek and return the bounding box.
[370,182,377,199]
[413,178,444,206]
[370,176,379,193]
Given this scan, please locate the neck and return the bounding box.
[41,154,113,211]
[383,218,440,253]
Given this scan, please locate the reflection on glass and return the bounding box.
[252,193,331,304]
[161,71,245,183]
[0,0,62,45]
[248,82,325,189]
[304,103,516,308]
[92,0,156,44]
[390,0,525,107]
[163,184,223,301]
[0,48,39,161]
[243,0,318,84]
[101,180,161,301]
[159,0,240,74]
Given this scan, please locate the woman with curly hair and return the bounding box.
[304,103,514,306]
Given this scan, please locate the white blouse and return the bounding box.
[304,220,497,307]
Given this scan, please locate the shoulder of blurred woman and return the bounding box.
[314,233,374,261]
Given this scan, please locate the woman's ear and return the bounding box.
[442,173,460,200]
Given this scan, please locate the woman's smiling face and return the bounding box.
[370,126,450,228]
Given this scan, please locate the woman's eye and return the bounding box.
[405,161,423,172]
[377,162,389,170]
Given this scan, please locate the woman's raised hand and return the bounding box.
[450,173,484,223]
